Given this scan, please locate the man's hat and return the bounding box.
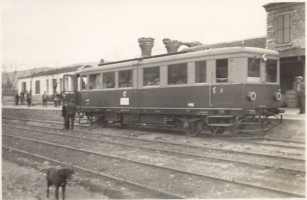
[296,76,303,80]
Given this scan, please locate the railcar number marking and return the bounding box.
[212,87,224,94]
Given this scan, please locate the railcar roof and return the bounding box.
[80,47,279,74]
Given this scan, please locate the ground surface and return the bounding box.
[2,160,105,200]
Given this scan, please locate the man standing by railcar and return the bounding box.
[66,99,77,130]
[296,76,305,114]
[62,100,69,129]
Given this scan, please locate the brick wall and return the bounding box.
[265,3,305,51]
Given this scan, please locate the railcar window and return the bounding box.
[81,75,88,90]
[118,70,133,88]
[89,74,101,90]
[195,61,206,83]
[266,60,277,82]
[247,58,261,82]
[143,67,160,86]
[216,59,228,83]
[168,63,187,85]
[103,72,115,88]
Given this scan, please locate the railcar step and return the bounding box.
[207,115,234,118]
[208,123,235,127]
[236,129,268,132]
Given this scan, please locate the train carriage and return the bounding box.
[64,46,283,137]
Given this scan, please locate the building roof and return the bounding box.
[205,37,266,49]
[18,63,95,79]
[263,2,305,11]
[180,37,266,52]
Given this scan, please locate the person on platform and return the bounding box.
[20,90,24,104]
[62,100,70,129]
[26,90,32,107]
[54,92,59,107]
[42,91,48,108]
[295,76,305,114]
[15,93,19,106]
[66,99,77,130]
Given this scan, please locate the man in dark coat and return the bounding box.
[66,99,77,130]
[62,100,70,129]
[15,93,19,106]
[296,76,305,114]
[42,91,48,108]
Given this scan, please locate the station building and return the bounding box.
[17,63,97,104]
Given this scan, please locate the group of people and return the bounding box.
[41,91,65,108]
[61,99,77,130]
[15,90,32,107]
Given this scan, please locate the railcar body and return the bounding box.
[64,47,283,136]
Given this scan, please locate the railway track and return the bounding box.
[3,124,305,172]
[2,122,305,198]
[3,116,305,148]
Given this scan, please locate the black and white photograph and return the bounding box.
[1,0,305,199]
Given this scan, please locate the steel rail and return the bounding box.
[3,134,305,198]
[2,145,185,199]
[3,124,305,173]
[3,120,305,162]
[3,116,305,147]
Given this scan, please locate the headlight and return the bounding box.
[274,92,282,100]
[248,91,257,101]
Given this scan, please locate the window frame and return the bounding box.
[143,66,160,87]
[35,80,40,94]
[118,69,133,88]
[195,60,207,84]
[167,62,188,85]
[216,59,228,83]
[276,12,292,45]
[88,73,102,90]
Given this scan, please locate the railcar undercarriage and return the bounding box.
[75,107,284,137]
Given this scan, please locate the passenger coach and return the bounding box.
[64,46,283,136]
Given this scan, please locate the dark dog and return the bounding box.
[46,167,74,200]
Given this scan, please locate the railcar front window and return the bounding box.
[195,61,206,83]
[168,63,187,85]
[89,74,101,90]
[216,59,228,83]
[118,70,132,88]
[81,76,88,90]
[266,60,277,83]
[143,67,160,86]
[103,72,115,88]
[247,58,260,82]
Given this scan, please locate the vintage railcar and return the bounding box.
[64,46,283,136]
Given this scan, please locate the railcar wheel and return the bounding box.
[184,121,203,137]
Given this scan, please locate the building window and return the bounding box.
[216,59,228,83]
[118,70,132,88]
[277,14,291,44]
[143,67,160,86]
[35,80,40,94]
[81,75,88,90]
[168,63,187,85]
[89,74,101,90]
[247,58,261,82]
[195,61,206,83]
[52,79,57,93]
[46,80,49,94]
[22,82,26,92]
[103,72,115,88]
[266,60,277,83]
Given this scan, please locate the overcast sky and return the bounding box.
[0,0,298,71]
